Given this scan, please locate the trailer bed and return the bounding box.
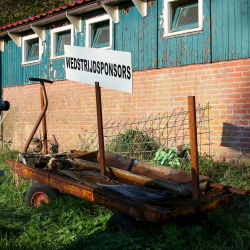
[7,159,234,222]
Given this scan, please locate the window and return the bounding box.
[51,25,73,59]
[22,34,42,65]
[163,0,203,37]
[86,15,112,49]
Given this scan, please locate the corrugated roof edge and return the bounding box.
[0,0,96,32]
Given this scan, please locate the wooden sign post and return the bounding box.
[95,82,105,175]
[65,46,132,176]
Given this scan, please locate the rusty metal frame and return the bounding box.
[95,82,106,175]
[6,159,234,222]
[188,96,200,202]
[23,78,53,153]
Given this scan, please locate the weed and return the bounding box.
[0,147,250,249]
[105,129,160,160]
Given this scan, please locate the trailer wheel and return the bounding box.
[106,213,138,234]
[25,182,59,207]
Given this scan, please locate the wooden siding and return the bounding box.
[0,0,249,89]
[211,0,250,61]
[158,0,211,68]
[1,37,22,88]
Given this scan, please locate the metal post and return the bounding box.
[188,96,200,202]
[95,82,106,175]
[40,86,48,155]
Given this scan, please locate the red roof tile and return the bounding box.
[0,0,94,32]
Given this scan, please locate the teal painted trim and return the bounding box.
[56,31,71,56]
[26,42,39,61]
[171,2,199,32]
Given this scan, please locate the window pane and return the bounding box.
[176,4,198,27]
[29,44,39,58]
[95,27,109,46]
[58,34,71,53]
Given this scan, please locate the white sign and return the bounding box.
[65,46,133,93]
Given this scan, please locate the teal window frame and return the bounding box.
[56,31,71,56]
[92,24,110,48]
[26,41,39,61]
[171,1,198,32]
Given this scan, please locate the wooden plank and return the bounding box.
[211,0,217,61]
[181,35,188,65]
[222,0,229,60]
[176,36,182,66]
[147,3,152,69]
[249,0,250,58]
[138,9,144,70]
[134,7,139,70]
[235,0,242,59]
[170,37,177,67]
[197,33,203,64]
[228,0,236,60]
[216,0,223,61]
[202,0,211,63]
[241,0,248,58]
[192,34,198,64]
[143,10,148,70]
[151,1,157,69]
[187,34,193,65]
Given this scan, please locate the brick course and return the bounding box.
[3,58,250,159]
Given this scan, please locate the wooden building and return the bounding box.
[0,0,249,158]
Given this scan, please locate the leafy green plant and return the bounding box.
[106,129,160,160]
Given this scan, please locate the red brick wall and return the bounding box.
[3,58,250,158]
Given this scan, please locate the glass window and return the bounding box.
[92,22,110,48]
[26,38,39,61]
[171,1,198,32]
[56,31,71,56]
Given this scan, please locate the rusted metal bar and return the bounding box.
[74,157,208,196]
[23,78,53,153]
[209,182,249,195]
[23,82,48,153]
[40,86,48,155]
[188,96,200,202]
[95,82,105,176]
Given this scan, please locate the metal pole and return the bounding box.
[40,86,48,155]
[95,82,106,175]
[188,96,200,202]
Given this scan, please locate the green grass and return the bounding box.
[0,146,250,250]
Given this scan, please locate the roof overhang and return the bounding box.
[0,0,126,38]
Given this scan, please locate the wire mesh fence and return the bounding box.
[79,103,212,168]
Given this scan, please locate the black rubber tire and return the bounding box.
[106,213,138,234]
[25,182,59,206]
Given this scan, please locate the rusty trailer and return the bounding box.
[6,157,248,223]
[4,80,249,228]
